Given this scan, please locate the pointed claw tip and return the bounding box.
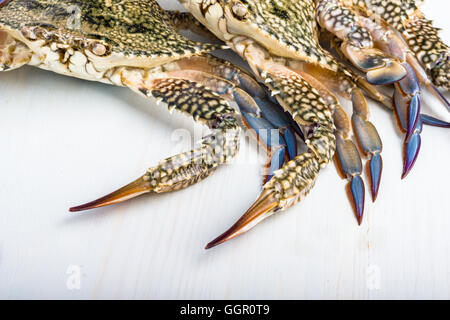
[357,215,363,226]
[371,184,379,202]
[402,133,421,179]
[205,189,279,249]
[204,228,237,250]
[401,168,410,180]
[68,198,109,212]
[347,176,365,226]
[68,175,151,213]
[205,239,222,250]
[401,155,416,179]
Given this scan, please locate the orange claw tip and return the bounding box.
[205,189,279,250]
[69,176,151,212]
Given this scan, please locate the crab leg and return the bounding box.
[336,0,449,91]
[317,0,449,176]
[173,55,299,182]
[233,87,298,183]
[252,95,298,162]
[350,89,383,201]
[70,54,294,211]
[290,62,383,204]
[316,0,407,85]
[206,43,336,248]
[170,55,298,181]
[70,71,241,212]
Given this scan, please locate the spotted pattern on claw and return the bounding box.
[266,153,320,205]
[266,72,333,124]
[143,152,219,194]
[349,0,449,89]
[404,17,449,89]
[316,0,374,48]
[150,78,236,121]
[350,0,416,33]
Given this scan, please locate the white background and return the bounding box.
[0,0,449,299]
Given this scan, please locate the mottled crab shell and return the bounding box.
[185,0,341,72]
[0,0,220,70]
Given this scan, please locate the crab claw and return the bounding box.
[335,134,366,224]
[392,62,424,178]
[252,96,298,160]
[341,44,407,85]
[397,63,421,139]
[352,112,383,202]
[233,88,298,182]
[351,90,383,202]
[367,60,408,86]
[402,118,423,179]
[205,189,279,249]
[367,153,382,202]
[347,175,365,225]
[421,114,450,128]
[69,176,151,212]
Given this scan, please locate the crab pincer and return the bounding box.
[0,0,289,214]
[317,0,450,178]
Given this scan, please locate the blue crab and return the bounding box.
[180,0,449,248]
[0,0,303,218]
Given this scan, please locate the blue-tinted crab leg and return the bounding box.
[233,88,297,182]
[351,90,383,202]
[318,1,445,178]
[393,81,426,178]
[327,39,450,128]
[178,55,298,178]
[392,63,425,178]
[290,63,383,204]
[316,0,407,85]
[240,112,287,183]
[70,74,241,212]
[421,115,450,128]
[333,106,365,224]
[252,96,298,161]
[175,55,267,98]
[348,11,450,113]
[206,45,336,248]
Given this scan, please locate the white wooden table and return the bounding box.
[0,0,449,299]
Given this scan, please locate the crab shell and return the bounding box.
[0,0,221,81]
[180,0,344,73]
